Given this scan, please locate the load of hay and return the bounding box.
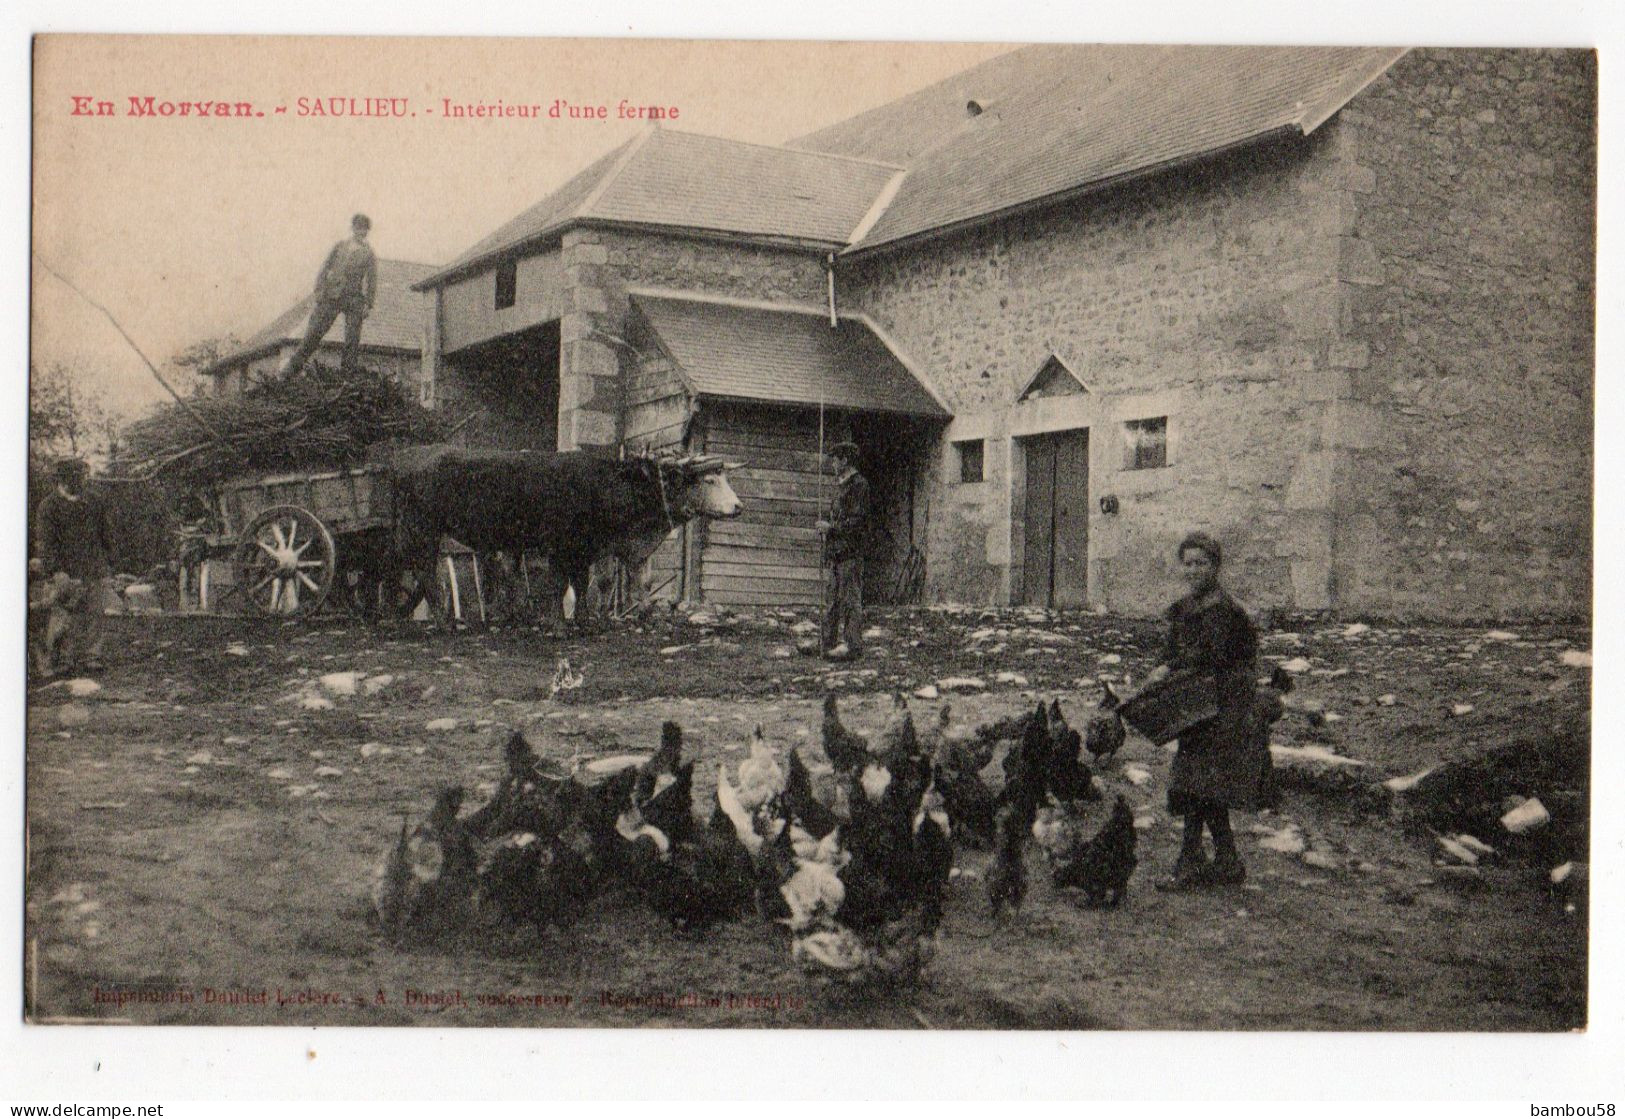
[120,362,451,493]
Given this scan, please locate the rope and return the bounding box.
[650,457,678,532]
[817,394,827,636]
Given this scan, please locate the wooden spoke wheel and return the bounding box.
[235,505,336,618]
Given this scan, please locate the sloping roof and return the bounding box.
[414,137,639,289]
[207,258,435,375]
[418,129,901,287]
[790,43,1405,252]
[418,45,1405,288]
[631,290,948,418]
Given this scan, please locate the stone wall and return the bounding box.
[602,229,830,306]
[1326,48,1595,619]
[555,228,831,451]
[424,230,827,453]
[843,138,1347,614]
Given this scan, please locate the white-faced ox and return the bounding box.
[388,447,742,634]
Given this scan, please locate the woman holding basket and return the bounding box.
[1138,532,1269,891]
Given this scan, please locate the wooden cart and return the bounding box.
[202,464,411,618]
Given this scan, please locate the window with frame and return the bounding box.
[494,260,517,310]
[1122,416,1168,470]
[954,439,985,483]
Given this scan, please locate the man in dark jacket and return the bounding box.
[32,457,114,673]
[816,441,869,661]
[279,212,378,375]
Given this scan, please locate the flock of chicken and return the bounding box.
[372,689,1137,986]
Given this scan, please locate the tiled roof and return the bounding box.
[631,290,948,418]
[415,138,639,288]
[417,46,1404,287]
[207,258,435,374]
[791,43,1405,251]
[418,129,901,287]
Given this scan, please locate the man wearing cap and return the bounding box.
[816,441,869,661]
[280,213,378,375]
[32,458,115,674]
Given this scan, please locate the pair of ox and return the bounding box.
[387,446,743,635]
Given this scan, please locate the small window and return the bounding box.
[494,260,517,310]
[1123,417,1168,470]
[955,439,985,483]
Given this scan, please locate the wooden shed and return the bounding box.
[622,288,950,608]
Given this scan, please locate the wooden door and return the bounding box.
[1052,429,1089,607]
[1021,429,1089,607]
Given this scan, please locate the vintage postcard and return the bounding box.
[23,31,1597,1052]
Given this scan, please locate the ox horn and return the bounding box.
[677,454,732,475]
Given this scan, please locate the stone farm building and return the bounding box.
[413,45,1595,620]
[205,259,435,396]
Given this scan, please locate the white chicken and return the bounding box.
[549,656,584,697]
[859,762,893,805]
[779,859,847,932]
[736,725,786,811]
[792,926,869,972]
[714,762,764,859]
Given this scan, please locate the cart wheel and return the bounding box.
[235,505,336,617]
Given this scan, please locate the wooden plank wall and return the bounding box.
[624,332,692,602]
[701,403,843,608]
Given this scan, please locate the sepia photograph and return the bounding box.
[20,24,1600,1058]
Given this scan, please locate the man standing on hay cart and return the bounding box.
[280,213,377,376]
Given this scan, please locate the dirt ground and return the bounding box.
[23,604,1591,1030]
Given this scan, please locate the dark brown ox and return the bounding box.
[386,446,742,634]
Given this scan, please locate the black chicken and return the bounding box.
[634,721,685,805]
[821,692,869,776]
[833,706,931,932]
[1038,794,1138,907]
[986,802,1030,916]
[911,782,955,934]
[635,723,698,847]
[1252,667,1293,808]
[986,704,1051,915]
[629,778,760,931]
[463,731,571,840]
[1084,682,1127,764]
[955,709,1038,787]
[784,747,841,840]
[924,705,997,848]
[1255,665,1294,724]
[1044,699,1098,802]
[459,732,608,932]
[837,775,916,931]
[475,828,596,933]
[930,762,996,852]
[373,785,478,943]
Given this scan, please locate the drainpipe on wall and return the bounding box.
[826,253,838,327]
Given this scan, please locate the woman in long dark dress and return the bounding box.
[1144,532,1268,890]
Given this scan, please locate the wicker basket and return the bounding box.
[1118,670,1221,745]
